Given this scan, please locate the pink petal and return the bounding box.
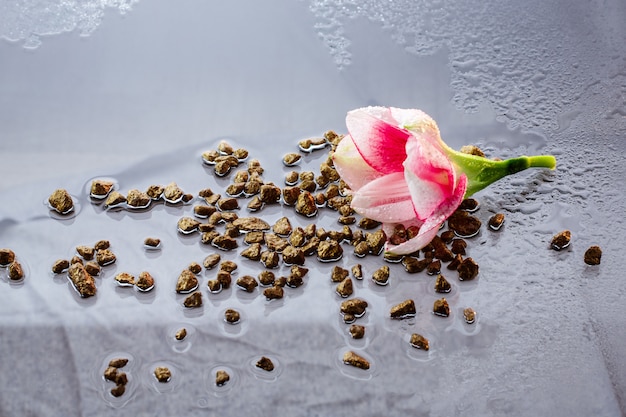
[390,107,445,150]
[346,107,411,175]
[350,172,418,223]
[332,135,384,192]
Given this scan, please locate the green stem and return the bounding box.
[445,151,557,197]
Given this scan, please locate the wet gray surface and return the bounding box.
[1,0,625,416]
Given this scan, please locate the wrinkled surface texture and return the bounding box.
[0,1,625,416]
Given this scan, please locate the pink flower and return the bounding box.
[333,107,467,254]
[332,106,556,255]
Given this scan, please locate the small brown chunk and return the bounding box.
[241,242,262,261]
[183,292,202,308]
[212,235,239,251]
[194,205,217,219]
[390,299,416,319]
[426,260,441,275]
[94,240,110,251]
[216,270,232,289]
[317,240,343,262]
[175,328,187,340]
[584,245,602,265]
[177,217,200,234]
[207,279,222,293]
[154,367,172,383]
[457,257,479,281]
[459,198,480,212]
[84,261,101,277]
[52,259,70,274]
[551,230,571,251]
[126,189,151,208]
[464,307,476,324]
[203,253,221,269]
[236,275,258,292]
[336,277,353,298]
[104,191,126,208]
[144,237,161,249]
[264,233,289,252]
[110,384,126,397]
[283,153,302,166]
[402,256,429,274]
[260,251,280,269]
[224,308,241,323]
[263,285,284,300]
[351,264,363,280]
[295,191,318,217]
[0,249,15,266]
[76,245,94,260]
[68,263,97,297]
[109,358,128,368]
[331,266,350,282]
[115,272,135,286]
[258,270,275,286]
[410,333,430,350]
[256,356,275,372]
[372,265,390,286]
[90,179,114,197]
[176,269,199,293]
[366,230,386,255]
[340,298,368,317]
[232,217,270,232]
[433,298,450,317]
[164,182,184,202]
[282,245,305,265]
[349,324,365,339]
[448,211,482,238]
[48,188,74,213]
[342,351,369,370]
[434,274,452,293]
[8,261,24,280]
[146,184,164,199]
[488,213,505,231]
[259,184,281,204]
[215,370,230,386]
[136,271,155,291]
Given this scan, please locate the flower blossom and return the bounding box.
[332,106,556,255]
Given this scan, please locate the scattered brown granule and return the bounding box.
[372,265,390,286]
[488,213,505,231]
[433,298,450,317]
[70,255,83,265]
[68,263,96,297]
[283,153,302,166]
[212,235,238,251]
[315,175,331,189]
[176,270,199,293]
[291,265,309,279]
[349,324,365,339]
[217,140,234,155]
[110,384,126,397]
[274,276,287,287]
[90,179,114,198]
[221,212,239,223]
[273,217,293,236]
[224,224,240,239]
[241,243,262,261]
[331,266,350,283]
[261,250,280,268]
[256,356,274,372]
[183,292,202,308]
[154,367,172,383]
[194,205,217,219]
[219,260,238,273]
[177,217,200,234]
[447,253,463,270]
[258,270,276,286]
[325,130,342,145]
[431,236,453,262]
[207,279,222,293]
[115,272,135,286]
[214,159,235,177]
[440,230,455,244]
[224,308,241,323]
[289,227,306,247]
[295,191,318,217]
[299,171,315,182]
[282,186,301,206]
[202,149,220,164]
[48,188,74,214]
[104,366,118,382]
[426,260,441,275]
[247,159,264,175]
[244,231,266,245]
[402,256,430,274]
[8,261,24,280]
[410,333,430,351]
[285,171,299,185]
[336,277,353,298]
[204,193,221,206]
[236,275,258,292]
[136,271,155,291]
[215,370,230,386]
[184,193,197,203]
[282,246,305,265]
[326,196,351,211]
[342,351,369,370]
[203,253,221,269]
[244,180,263,198]
[317,240,343,262]
[163,182,184,202]
[463,307,476,324]
[264,285,284,300]
[143,237,161,249]
[259,184,281,204]
[337,216,355,225]
[390,299,416,319]
[551,230,571,251]
[216,270,232,289]
[94,240,110,251]
[448,211,482,237]
[126,189,151,208]
[174,328,187,341]
[104,191,126,208]
[232,217,270,232]
[301,237,321,257]
[353,241,370,257]
[287,265,308,288]
[313,192,326,207]
[198,187,215,199]
[146,184,164,199]
[263,233,287,253]
[343,313,356,324]
[434,274,452,293]
[52,259,70,274]
[584,245,602,265]
[186,262,201,274]
[450,239,467,255]
[340,298,368,317]
[216,197,239,211]
[303,223,317,238]
[457,257,479,281]
[233,170,250,183]
[351,264,363,280]
[459,198,480,212]
[298,137,327,152]
[366,230,386,255]
[299,179,317,193]
[316,228,329,240]
[84,261,101,277]
[324,184,340,200]
[320,161,340,182]
[114,372,128,386]
[233,148,249,161]
[201,231,220,245]
[109,358,128,368]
